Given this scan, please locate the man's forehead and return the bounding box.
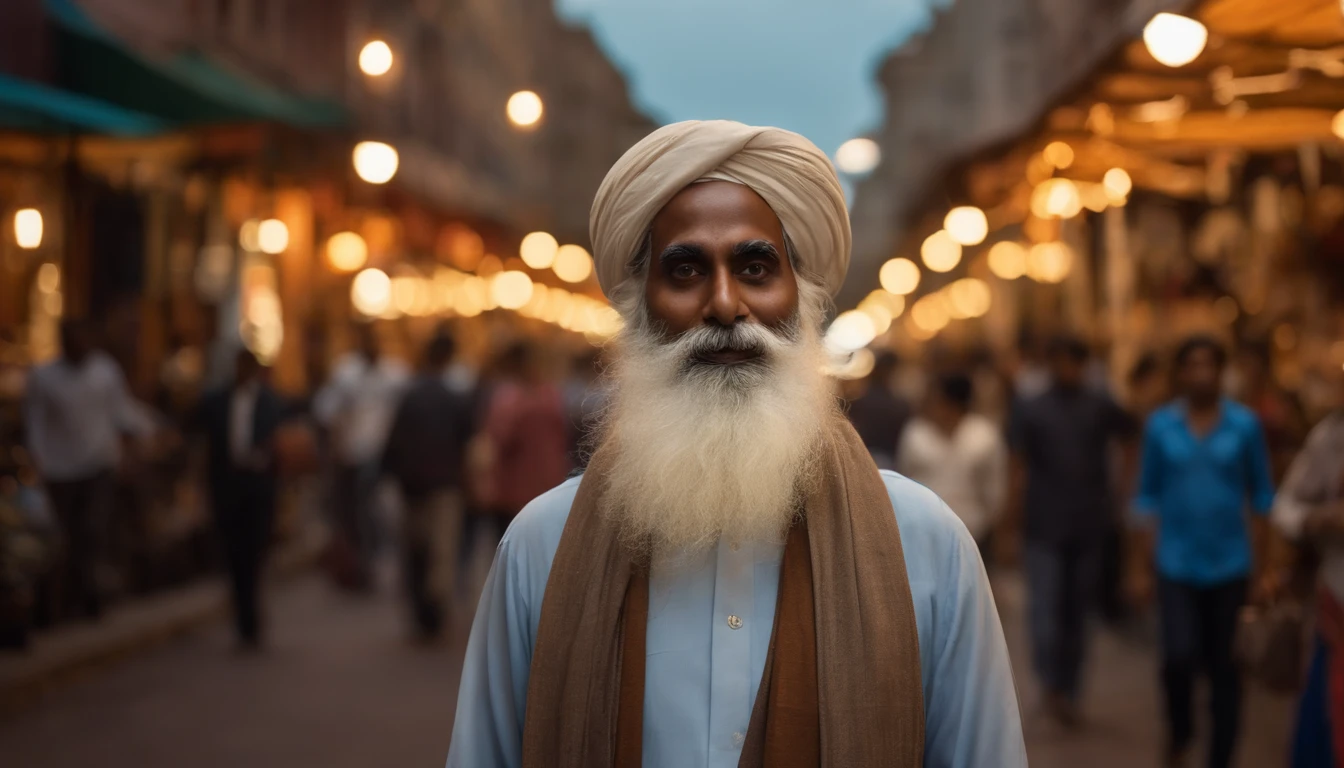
[650,181,785,244]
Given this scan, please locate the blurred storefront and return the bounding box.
[843,0,1344,423]
[0,0,652,624]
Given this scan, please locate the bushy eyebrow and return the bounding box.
[733,240,781,260]
[657,243,705,263]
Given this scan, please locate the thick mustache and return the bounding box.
[685,326,769,355]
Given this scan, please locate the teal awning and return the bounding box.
[46,0,347,129]
[0,72,166,135]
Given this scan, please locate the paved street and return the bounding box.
[0,566,1299,767]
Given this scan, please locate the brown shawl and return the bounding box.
[521,417,924,767]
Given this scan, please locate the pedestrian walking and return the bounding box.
[474,341,571,527]
[193,350,289,650]
[314,324,409,590]
[23,319,157,621]
[1269,365,1344,767]
[1005,334,1137,727]
[1132,335,1277,768]
[380,333,476,640]
[845,350,911,470]
[897,372,1006,560]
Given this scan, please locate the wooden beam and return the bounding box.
[1108,107,1339,148]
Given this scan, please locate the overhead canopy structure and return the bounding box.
[0,72,166,135]
[955,0,1344,217]
[44,0,346,129]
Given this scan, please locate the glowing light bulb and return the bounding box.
[944,206,988,246]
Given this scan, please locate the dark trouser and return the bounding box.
[331,462,378,587]
[401,489,464,637]
[213,474,275,645]
[1024,537,1102,699]
[45,471,114,620]
[1158,576,1247,768]
[1098,519,1128,624]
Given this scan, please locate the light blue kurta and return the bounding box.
[447,471,1027,768]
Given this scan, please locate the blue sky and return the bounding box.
[555,0,951,160]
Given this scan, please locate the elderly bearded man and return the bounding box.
[447,121,1026,768]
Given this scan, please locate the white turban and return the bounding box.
[590,120,851,298]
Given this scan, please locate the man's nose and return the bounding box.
[704,266,748,326]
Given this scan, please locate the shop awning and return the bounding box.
[45,0,347,129]
[0,72,166,135]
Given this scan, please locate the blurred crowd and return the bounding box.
[842,330,1344,767]
[0,319,608,650]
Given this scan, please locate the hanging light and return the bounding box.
[520,231,559,269]
[326,231,368,272]
[944,206,988,246]
[987,241,1028,280]
[1143,13,1208,68]
[14,208,42,249]
[239,219,261,252]
[507,91,544,128]
[491,270,535,310]
[920,230,962,273]
[1030,178,1083,219]
[1042,141,1075,169]
[257,219,289,254]
[553,244,593,283]
[835,138,881,175]
[359,40,394,76]
[353,141,399,184]
[857,296,894,335]
[1331,109,1344,140]
[1028,242,1074,283]
[879,257,921,295]
[911,295,949,333]
[864,289,905,318]
[946,278,992,319]
[824,310,877,353]
[351,268,391,316]
[1104,168,1133,204]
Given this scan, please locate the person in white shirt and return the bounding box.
[897,372,1008,555]
[24,319,157,619]
[313,324,409,589]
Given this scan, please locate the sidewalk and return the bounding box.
[0,522,326,714]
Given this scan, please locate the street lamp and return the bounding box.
[353,141,399,184]
[507,91,544,128]
[359,40,394,77]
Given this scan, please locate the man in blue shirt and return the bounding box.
[1133,335,1276,768]
[447,121,1025,767]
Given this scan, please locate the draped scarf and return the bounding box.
[520,417,924,767]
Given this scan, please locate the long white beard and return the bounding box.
[598,279,837,558]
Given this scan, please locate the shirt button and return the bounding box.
[727,614,743,630]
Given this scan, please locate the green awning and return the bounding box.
[46,0,347,129]
[0,72,167,135]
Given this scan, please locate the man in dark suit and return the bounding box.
[194,350,287,649]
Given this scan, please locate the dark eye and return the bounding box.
[672,263,698,279]
[742,263,767,278]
